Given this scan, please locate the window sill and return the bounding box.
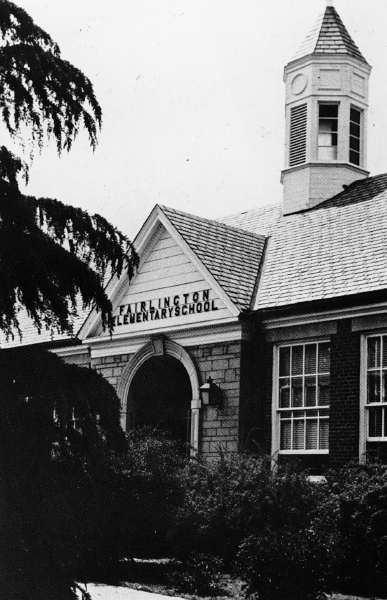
[278,450,329,455]
[308,475,327,484]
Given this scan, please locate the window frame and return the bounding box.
[360,333,387,452]
[317,102,339,162]
[272,339,330,456]
[349,105,362,167]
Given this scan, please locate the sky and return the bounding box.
[7,0,387,241]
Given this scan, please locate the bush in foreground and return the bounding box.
[105,428,188,562]
[170,454,387,600]
[324,461,387,598]
[168,553,223,596]
[170,454,326,569]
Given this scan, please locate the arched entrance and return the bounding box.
[117,339,201,452]
[127,354,192,443]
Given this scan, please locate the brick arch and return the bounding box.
[117,338,201,452]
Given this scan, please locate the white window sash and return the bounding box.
[360,334,387,457]
[272,340,330,456]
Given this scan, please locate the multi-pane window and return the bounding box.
[53,407,93,432]
[318,104,338,161]
[366,335,387,439]
[349,107,361,166]
[278,342,330,452]
[289,104,307,167]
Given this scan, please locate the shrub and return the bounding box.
[236,506,339,600]
[168,553,223,596]
[104,428,189,562]
[232,464,338,600]
[323,460,387,597]
[170,453,324,566]
[235,459,387,600]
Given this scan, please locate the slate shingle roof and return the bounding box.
[292,6,368,64]
[218,203,282,237]
[0,301,88,348]
[6,170,387,345]
[159,205,266,311]
[219,174,387,310]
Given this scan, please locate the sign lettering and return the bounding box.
[113,289,218,327]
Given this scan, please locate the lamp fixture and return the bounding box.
[199,377,223,407]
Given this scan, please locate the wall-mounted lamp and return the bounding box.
[199,377,223,407]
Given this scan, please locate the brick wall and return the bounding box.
[329,319,361,468]
[83,341,248,458]
[61,352,91,367]
[91,353,132,392]
[257,319,361,471]
[61,315,368,468]
[66,318,364,467]
[187,341,242,457]
[249,336,273,455]
[239,339,259,452]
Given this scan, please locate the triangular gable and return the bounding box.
[161,205,266,311]
[80,206,243,340]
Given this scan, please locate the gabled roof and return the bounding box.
[159,205,266,311]
[292,5,368,64]
[7,170,387,345]
[0,299,87,348]
[218,203,282,237]
[219,174,387,310]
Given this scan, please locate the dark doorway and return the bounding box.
[127,355,192,444]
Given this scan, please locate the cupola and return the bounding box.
[281,0,371,215]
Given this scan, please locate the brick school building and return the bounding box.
[7,2,387,473]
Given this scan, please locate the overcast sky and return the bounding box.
[8,0,387,240]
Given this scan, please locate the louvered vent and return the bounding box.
[289,104,307,166]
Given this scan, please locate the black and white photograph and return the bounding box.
[2,1,387,599]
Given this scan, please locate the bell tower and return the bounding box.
[281,0,371,215]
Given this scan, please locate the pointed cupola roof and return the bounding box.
[292,2,368,64]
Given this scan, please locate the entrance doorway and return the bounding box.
[127,354,192,444]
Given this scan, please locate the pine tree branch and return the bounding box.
[0,179,139,339]
[0,0,102,153]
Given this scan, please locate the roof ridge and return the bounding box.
[158,204,266,241]
[218,201,281,221]
[305,172,387,212]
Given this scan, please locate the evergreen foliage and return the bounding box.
[0,3,140,597]
[0,1,138,339]
[0,347,127,600]
[0,0,101,153]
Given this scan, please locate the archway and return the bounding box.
[117,339,201,451]
[127,354,192,443]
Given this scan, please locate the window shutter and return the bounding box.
[289,104,307,166]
